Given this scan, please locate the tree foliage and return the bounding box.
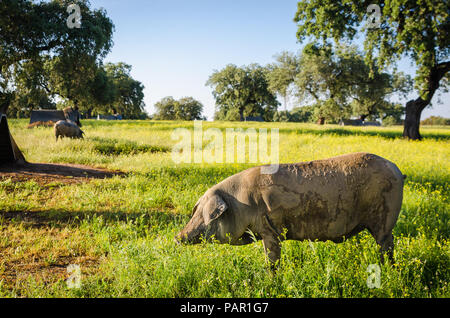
[266,51,300,111]
[102,62,146,119]
[0,0,114,66]
[0,0,115,116]
[294,44,411,123]
[421,116,450,126]
[273,105,315,123]
[154,96,205,121]
[207,64,279,121]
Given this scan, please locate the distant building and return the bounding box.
[97,114,123,120]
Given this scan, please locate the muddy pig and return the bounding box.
[176,153,405,266]
[54,120,84,141]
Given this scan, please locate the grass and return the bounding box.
[0,119,448,297]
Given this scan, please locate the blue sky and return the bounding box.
[90,0,449,120]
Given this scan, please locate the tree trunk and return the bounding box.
[402,61,450,140]
[317,117,325,125]
[239,107,244,121]
[0,97,26,164]
[86,107,93,119]
[402,98,428,140]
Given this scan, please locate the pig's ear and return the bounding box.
[203,194,228,225]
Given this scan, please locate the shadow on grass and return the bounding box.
[0,162,124,178]
[0,209,188,229]
[0,162,127,185]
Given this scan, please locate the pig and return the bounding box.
[54,120,84,141]
[176,152,405,266]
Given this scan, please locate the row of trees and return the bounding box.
[1,0,146,120]
[421,116,450,126]
[206,44,411,125]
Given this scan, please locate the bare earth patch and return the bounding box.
[1,254,101,291]
[0,162,121,292]
[0,215,105,292]
[0,162,124,185]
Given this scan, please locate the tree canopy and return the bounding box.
[293,44,411,124]
[266,51,300,111]
[0,0,118,117]
[0,0,114,67]
[207,64,279,121]
[154,96,205,121]
[101,62,147,119]
[1,1,147,119]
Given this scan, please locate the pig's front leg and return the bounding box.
[261,233,282,269]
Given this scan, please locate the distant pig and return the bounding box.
[176,153,405,266]
[54,120,84,141]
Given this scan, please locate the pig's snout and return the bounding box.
[176,213,206,244]
[175,230,201,245]
[175,232,186,244]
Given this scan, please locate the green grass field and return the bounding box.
[0,119,449,297]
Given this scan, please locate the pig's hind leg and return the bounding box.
[366,207,397,264]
